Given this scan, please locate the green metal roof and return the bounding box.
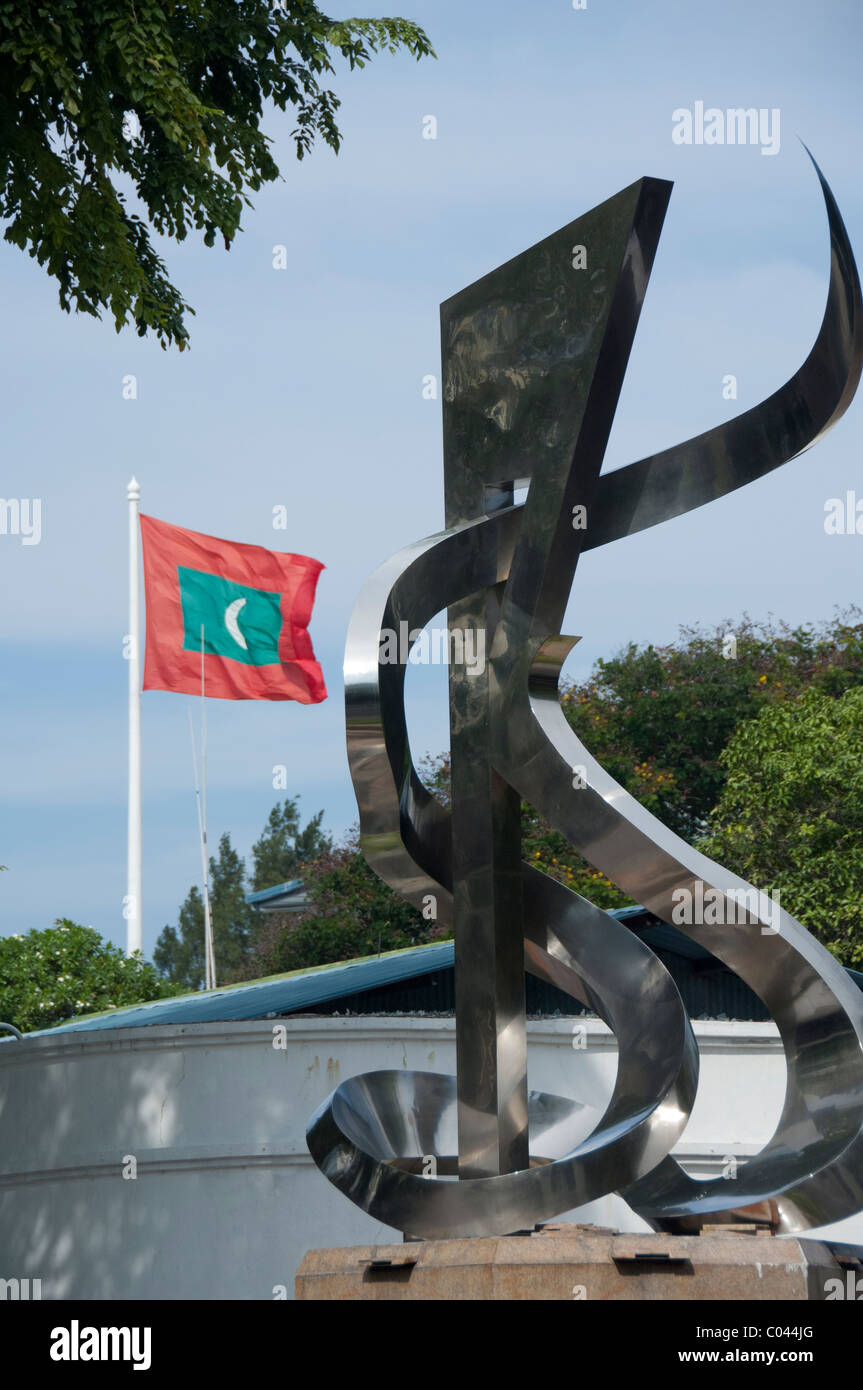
[12,939,455,1036]
[6,908,861,1038]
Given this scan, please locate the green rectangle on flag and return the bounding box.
[178,567,283,666]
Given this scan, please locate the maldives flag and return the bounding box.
[140,515,327,703]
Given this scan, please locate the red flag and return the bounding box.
[140,514,327,703]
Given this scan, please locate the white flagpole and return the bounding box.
[200,625,216,989]
[126,477,143,957]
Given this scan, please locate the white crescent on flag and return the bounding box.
[224,597,248,651]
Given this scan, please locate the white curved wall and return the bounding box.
[0,1016,858,1299]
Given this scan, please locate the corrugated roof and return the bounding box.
[245,878,305,906]
[11,939,456,1037]
[8,908,862,1037]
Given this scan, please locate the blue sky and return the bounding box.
[2,0,863,954]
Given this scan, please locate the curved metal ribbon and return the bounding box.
[311,516,698,1237]
[308,155,863,1239]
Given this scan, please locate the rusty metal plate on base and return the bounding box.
[295,1225,849,1301]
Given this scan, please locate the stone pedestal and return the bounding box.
[295,1223,851,1300]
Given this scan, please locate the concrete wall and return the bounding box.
[0,1016,859,1299]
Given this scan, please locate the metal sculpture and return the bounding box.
[307,154,863,1239]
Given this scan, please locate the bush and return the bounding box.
[0,920,181,1032]
[697,687,863,967]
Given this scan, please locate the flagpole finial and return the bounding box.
[127,477,140,501]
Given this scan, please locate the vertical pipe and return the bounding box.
[200,625,216,989]
[126,478,142,957]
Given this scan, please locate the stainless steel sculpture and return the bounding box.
[307,156,863,1239]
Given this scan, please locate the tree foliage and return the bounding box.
[154,882,210,991]
[250,796,330,891]
[420,752,630,912]
[697,687,863,967]
[153,612,863,984]
[0,919,179,1032]
[0,1,434,347]
[561,610,863,843]
[155,796,329,987]
[239,834,434,978]
[420,612,863,918]
[155,831,254,988]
